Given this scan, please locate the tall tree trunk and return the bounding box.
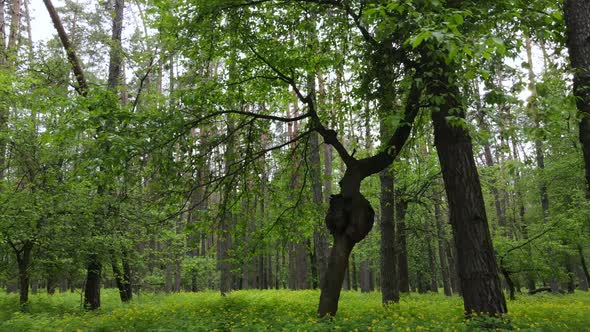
[46,276,56,295]
[0,0,19,181]
[84,254,101,310]
[288,243,296,289]
[258,133,269,289]
[431,66,507,316]
[275,248,281,289]
[564,2,590,295]
[218,213,232,295]
[359,260,372,292]
[509,137,536,291]
[576,264,589,291]
[342,264,350,291]
[121,252,132,299]
[564,0,590,197]
[310,131,329,287]
[526,37,559,293]
[476,108,507,229]
[396,199,410,293]
[295,243,308,289]
[0,1,6,59]
[447,242,461,295]
[286,94,309,290]
[218,121,234,296]
[351,253,358,291]
[426,220,438,292]
[319,233,356,314]
[565,254,576,293]
[174,261,181,292]
[379,169,398,303]
[43,0,88,95]
[579,244,590,290]
[307,25,330,288]
[15,241,32,305]
[111,252,132,302]
[7,0,20,51]
[435,198,452,296]
[500,265,516,301]
[101,0,127,305]
[525,38,550,223]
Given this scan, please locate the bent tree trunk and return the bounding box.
[319,191,374,316]
[111,252,132,302]
[431,70,507,316]
[316,80,421,316]
[311,68,421,317]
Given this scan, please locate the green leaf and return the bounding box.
[452,13,464,26]
[411,31,432,49]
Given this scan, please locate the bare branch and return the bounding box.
[246,42,355,166]
[212,108,312,123]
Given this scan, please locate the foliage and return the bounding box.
[1,290,590,331]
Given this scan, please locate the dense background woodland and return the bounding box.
[1,0,590,330]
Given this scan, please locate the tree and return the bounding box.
[564,0,590,291]
[565,0,590,197]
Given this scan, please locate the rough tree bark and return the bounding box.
[310,130,329,287]
[111,251,132,302]
[564,1,590,291]
[434,198,452,296]
[426,220,438,292]
[7,0,20,51]
[106,0,133,303]
[379,168,398,303]
[42,0,88,95]
[315,75,422,317]
[525,37,561,293]
[430,64,507,316]
[579,244,590,290]
[564,0,590,197]
[13,241,33,305]
[0,1,5,60]
[447,242,461,295]
[396,199,410,293]
[218,120,235,296]
[84,254,101,310]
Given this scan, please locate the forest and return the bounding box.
[1,0,590,331]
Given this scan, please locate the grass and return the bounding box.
[0,289,589,331]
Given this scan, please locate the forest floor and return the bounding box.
[0,289,588,331]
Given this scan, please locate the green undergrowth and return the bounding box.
[0,289,588,331]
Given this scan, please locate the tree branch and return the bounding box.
[43,0,88,96]
[297,0,377,46]
[357,74,423,177]
[246,42,354,166]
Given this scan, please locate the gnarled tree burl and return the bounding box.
[246,41,422,316]
[304,80,423,317]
